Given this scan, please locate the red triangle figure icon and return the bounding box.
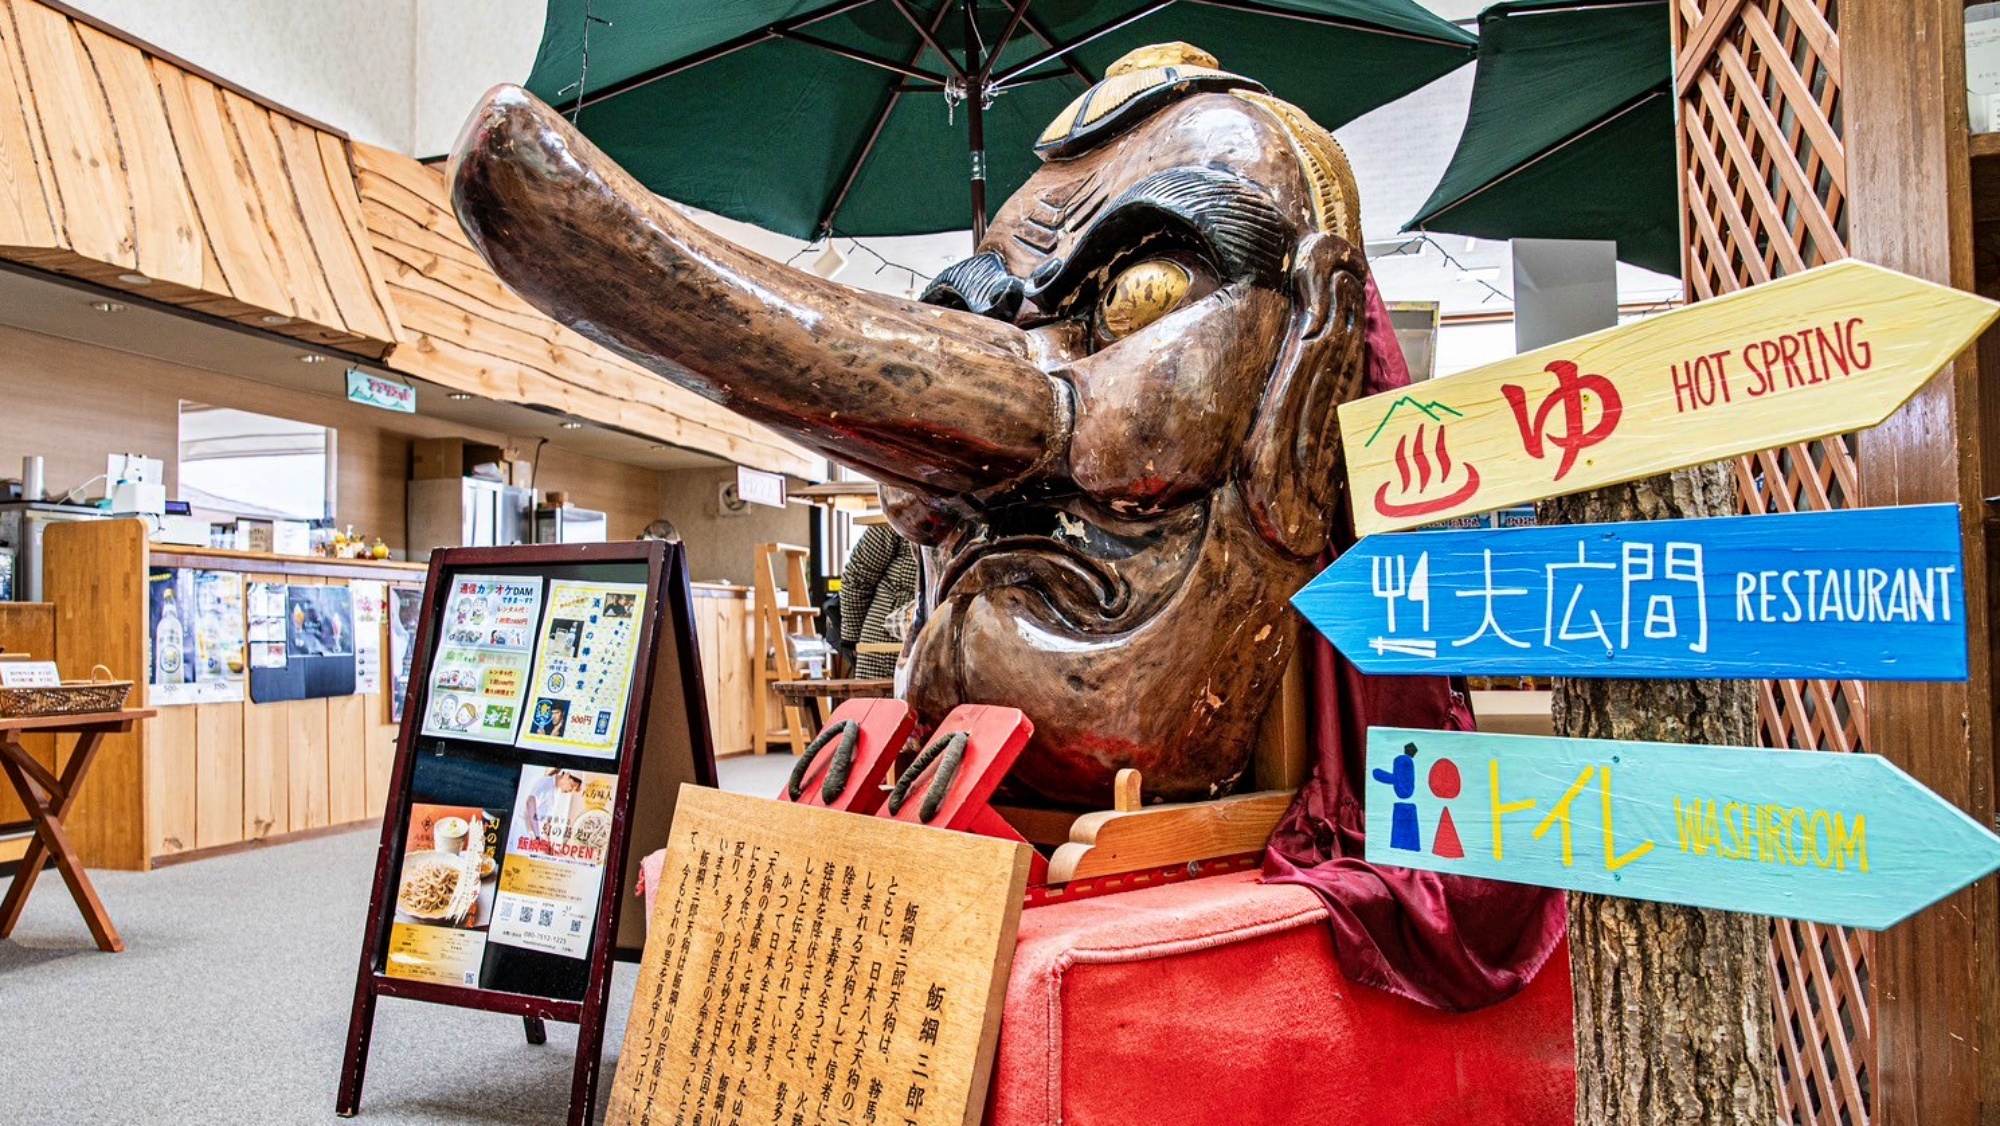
[1432,807,1465,859]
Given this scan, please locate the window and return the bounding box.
[178,403,335,522]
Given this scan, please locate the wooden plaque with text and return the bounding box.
[608,786,1034,1126]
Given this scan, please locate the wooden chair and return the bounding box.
[751,543,819,756]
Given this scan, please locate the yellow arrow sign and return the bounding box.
[1340,260,2000,535]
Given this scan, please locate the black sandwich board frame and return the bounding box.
[336,541,718,1125]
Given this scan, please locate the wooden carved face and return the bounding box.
[449,47,1372,804]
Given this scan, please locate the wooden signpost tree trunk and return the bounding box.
[1543,463,1778,1125]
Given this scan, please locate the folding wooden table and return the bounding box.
[0,708,153,952]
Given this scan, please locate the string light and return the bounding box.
[554,1,613,124]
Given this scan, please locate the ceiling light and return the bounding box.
[90,300,125,313]
[447,392,474,401]
[116,273,151,286]
[560,421,585,430]
[298,354,329,364]
[259,314,294,325]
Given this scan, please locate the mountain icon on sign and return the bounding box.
[1364,395,1465,448]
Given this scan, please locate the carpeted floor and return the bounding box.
[0,752,801,1125]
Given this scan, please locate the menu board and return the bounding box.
[342,543,719,1126]
[488,765,619,958]
[517,580,647,758]
[419,575,542,744]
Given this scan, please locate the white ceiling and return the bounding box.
[48,0,1683,338]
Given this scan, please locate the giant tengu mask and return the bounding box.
[451,43,1374,806]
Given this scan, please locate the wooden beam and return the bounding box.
[0,0,399,356]
[1845,2,1995,1123]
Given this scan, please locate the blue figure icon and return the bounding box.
[1372,742,1423,852]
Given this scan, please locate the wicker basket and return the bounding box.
[0,664,133,718]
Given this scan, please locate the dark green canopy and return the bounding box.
[1404,0,1678,276]
[524,1,1473,241]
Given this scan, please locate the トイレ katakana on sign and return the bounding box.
[1364,727,2000,930]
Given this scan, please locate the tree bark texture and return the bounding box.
[1542,463,1780,1126]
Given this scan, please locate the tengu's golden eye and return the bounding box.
[1096,258,1193,341]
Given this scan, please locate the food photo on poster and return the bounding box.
[420,574,542,744]
[488,765,618,960]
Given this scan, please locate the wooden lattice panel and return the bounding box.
[1673,1,1872,1123]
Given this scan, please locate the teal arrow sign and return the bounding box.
[1366,727,2000,928]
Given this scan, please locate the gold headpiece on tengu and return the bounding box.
[1034,43,1362,248]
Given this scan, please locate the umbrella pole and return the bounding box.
[965,0,989,249]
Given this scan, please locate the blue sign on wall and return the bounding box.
[1294,505,1966,681]
[1365,727,2000,929]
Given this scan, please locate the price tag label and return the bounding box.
[0,661,62,687]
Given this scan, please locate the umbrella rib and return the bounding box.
[887,0,969,78]
[573,0,877,110]
[993,0,1180,86]
[1184,0,1477,48]
[1406,87,1668,233]
[1020,8,1097,86]
[779,29,951,84]
[985,0,1036,80]
[816,0,961,238]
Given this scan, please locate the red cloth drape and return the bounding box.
[1259,276,1566,1012]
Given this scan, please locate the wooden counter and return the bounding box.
[25,522,762,869]
[41,521,422,870]
[689,582,753,757]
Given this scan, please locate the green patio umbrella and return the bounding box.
[524,0,1474,243]
[1404,0,1679,276]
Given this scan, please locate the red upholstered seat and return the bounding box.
[988,872,1576,1126]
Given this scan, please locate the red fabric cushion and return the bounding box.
[989,872,1575,1126]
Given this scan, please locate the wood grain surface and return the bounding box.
[1341,260,2000,533]
[609,786,1031,1126]
[0,0,399,355]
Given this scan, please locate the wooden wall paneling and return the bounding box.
[1674,3,1885,1123]
[272,117,398,342]
[9,0,130,268]
[41,518,148,869]
[0,0,58,248]
[326,692,367,825]
[241,570,290,841]
[216,89,339,329]
[349,141,821,480]
[70,22,201,287]
[144,705,196,858]
[363,683,395,819]
[285,697,328,833]
[194,700,243,849]
[0,602,57,827]
[149,59,288,314]
[690,586,753,756]
[0,1,397,354]
[1846,2,1992,1123]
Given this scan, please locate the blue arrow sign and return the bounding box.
[1294,505,1966,680]
[1365,727,2000,929]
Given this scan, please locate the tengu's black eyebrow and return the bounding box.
[1024,166,1291,312]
